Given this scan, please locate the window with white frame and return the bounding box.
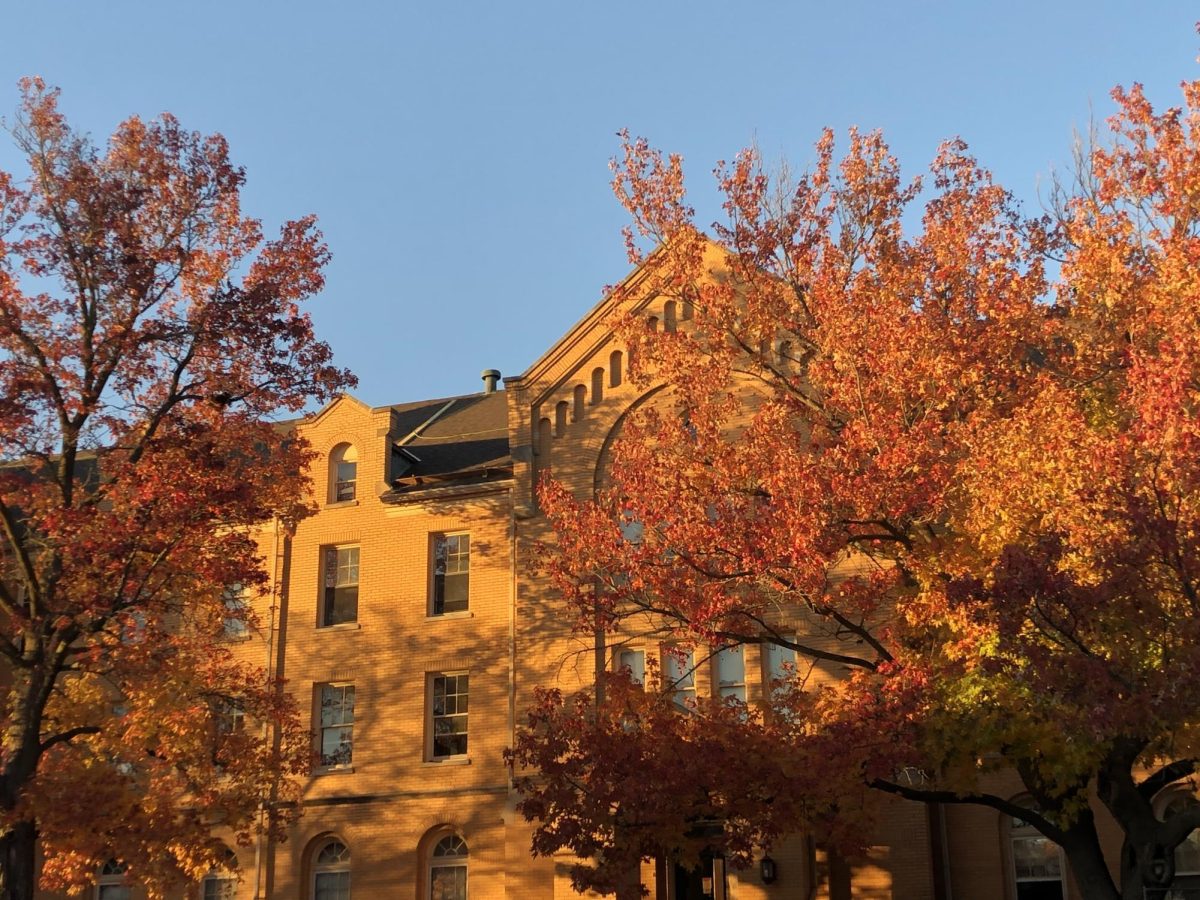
[431,533,469,615]
[317,683,355,768]
[1009,809,1065,900]
[212,696,245,765]
[221,583,250,640]
[429,835,468,900]
[330,444,357,503]
[321,546,359,627]
[618,648,645,686]
[663,647,696,710]
[763,637,797,703]
[312,839,350,900]
[201,848,238,900]
[430,673,468,759]
[1161,794,1200,898]
[95,859,130,900]
[714,645,746,703]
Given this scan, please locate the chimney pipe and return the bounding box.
[481,369,501,394]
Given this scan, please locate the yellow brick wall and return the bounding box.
[59,252,1146,900]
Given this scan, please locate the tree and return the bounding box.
[509,76,1200,900]
[0,79,353,900]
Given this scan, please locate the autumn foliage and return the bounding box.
[0,80,352,899]
[509,78,1200,900]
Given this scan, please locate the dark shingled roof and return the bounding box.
[383,390,511,497]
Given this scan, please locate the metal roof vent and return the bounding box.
[481,369,501,394]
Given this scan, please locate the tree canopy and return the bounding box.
[0,79,353,899]
[509,77,1200,900]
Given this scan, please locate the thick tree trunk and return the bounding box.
[1058,814,1122,900]
[0,820,38,900]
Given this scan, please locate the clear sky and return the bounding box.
[2,2,1197,406]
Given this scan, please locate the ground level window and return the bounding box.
[95,859,130,900]
[1161,794,1200,899]
[430,835,467,900]
[201,847,238,900]
[313,839,350,900]
[1010,812,1064,900]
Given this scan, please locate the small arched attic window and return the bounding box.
[554,401,569,438]
[664,300,678,333]
[609,350,623,388]
[537,418,553,474]
[573,384,587,422]
[329,443,357,503]
[591,368,605,405]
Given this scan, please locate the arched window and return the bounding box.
[537,418,553,475]
[681,297,694,320]
[202,848,238,900]
[1160,794,1200,896]
[647,316,659,332]
[312,839,351,900]
[663,300,677,333]
[573,384,587,422]
[429,835,468,900]
[609,350,623,388]
[330,443,357,503]
[591,368,605,405]
[95,860,129,900]
[554,401,569,438]
[1006,804,1064,900]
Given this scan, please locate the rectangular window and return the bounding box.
[764,637,797,702]
[334,459,357,502]
[618,649,645,686]
[663,648,696,710]
[321,546,359,627]
[1012,834,1064,899]
[202,877,236,900]
[715,645,746,703]
[221,583,250,640]
[318,683,355,768]
[212,696,245,764]
[432,533,469,615]
[430,673,468,758]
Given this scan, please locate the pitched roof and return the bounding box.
[382,389,510,497]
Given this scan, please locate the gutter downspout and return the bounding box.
[507,486,518,776]
[253,516,281,900]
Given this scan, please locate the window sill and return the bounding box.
[316,622,362,632]
[423,757,471,767]
[427,611,474,621]
[313,765,355,777]
[325,499,359,509]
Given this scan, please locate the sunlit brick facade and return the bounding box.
[65,249,1146,900]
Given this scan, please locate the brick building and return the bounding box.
[77,249,1192,900]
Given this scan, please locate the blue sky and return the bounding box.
[2,2,1197,406]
